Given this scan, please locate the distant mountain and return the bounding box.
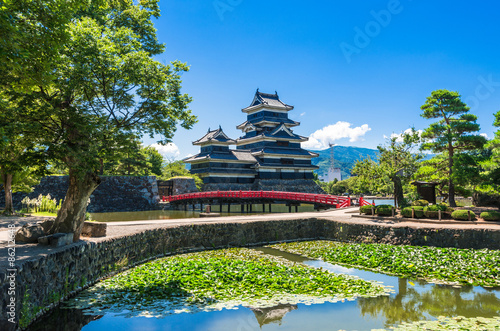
[311,146,380,179]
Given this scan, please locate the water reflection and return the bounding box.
[250,304,298,327]
[358,279,500,328]
[27,308,103,331]
[26,248,500,331]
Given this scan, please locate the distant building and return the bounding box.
[184,90,322,192]
[319,168,342,182]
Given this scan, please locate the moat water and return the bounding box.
[27,246,500,331]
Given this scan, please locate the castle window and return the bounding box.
[277,141,289,147]
[281,159,293,165]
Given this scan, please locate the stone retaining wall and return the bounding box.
[0,176,160,213]
[2,218,500,330]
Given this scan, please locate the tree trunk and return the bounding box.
[392,174,404,208]
[448,148,456,207]
[1,170,14,215]
[50,170,101,241]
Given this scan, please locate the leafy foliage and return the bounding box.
[401,206,425,218]
[420,89,486,206]
[351,129,422,206]
[451,210,476,221]
[66,248,387,316]
[4,0,197,235]
[383,316,500,331]
[376,204,394,216]
[161,160,202,190]
[360,205,375,214]
[423,204,449,218]
[411,199,429,206]
[270,241,500,287]
[480,211,500,221]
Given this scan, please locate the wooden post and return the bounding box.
[468,210,471,221]
[262,204,265,212]
[269,203,272,213]
[295,205,298,212]
[289,205,292,213]
[412,207,415,218]
[219,202,223,212]
[438,209,441,221]
[200,203,203,211]
[249,204,253,213]
[371,205,374,215]
[392,207,394,217]
[227,203,231,213]
[241,204,244,213]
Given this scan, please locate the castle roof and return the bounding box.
[242,90,294,113]
[193,127,235,145]
[184,150,257,163]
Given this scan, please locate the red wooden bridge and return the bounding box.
[162,191,373,209]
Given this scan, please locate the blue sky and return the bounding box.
[145,0,500,159]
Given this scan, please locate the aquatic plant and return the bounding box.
[270,241,500,287]
[65,248,388,317]
[377,315,500,331]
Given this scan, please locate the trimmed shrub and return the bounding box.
[376,204,394,216]
[401,206,424,218]
[360,205,375,214]
[424,204,448,218]
[411,200,429,207]
[480,211,500,221]
[451,210,476,221]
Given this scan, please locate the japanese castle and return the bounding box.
[184,90,321,192]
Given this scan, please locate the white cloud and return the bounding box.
[384,128,423,142]
[302,121,371,150]
[300,112,306,117]
[149,143,180,159]
[480,133,488,139]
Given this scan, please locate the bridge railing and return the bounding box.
[162,190,352,208]
[359,197,375,206]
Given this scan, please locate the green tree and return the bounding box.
[377,129,422,207]
[160,160,202,190]
[0,101,43,214]
[10,0,196,240]
[481,111,500,190]
[142,146,163,177]
[0,0,89,90]
[351,158,386,196]
[420,89,486,207]
[414,154,449,201]
[352,129,422,206]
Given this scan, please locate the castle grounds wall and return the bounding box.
[0,176,160,213]
[2,218,500,329]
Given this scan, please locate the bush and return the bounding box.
[480,211,500,221]
[411,199,429,207]
[451,210,476,221]
[360,205,375,214]
[376,204,394,216]
[401,206,424,218]
[424,204,448,218]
